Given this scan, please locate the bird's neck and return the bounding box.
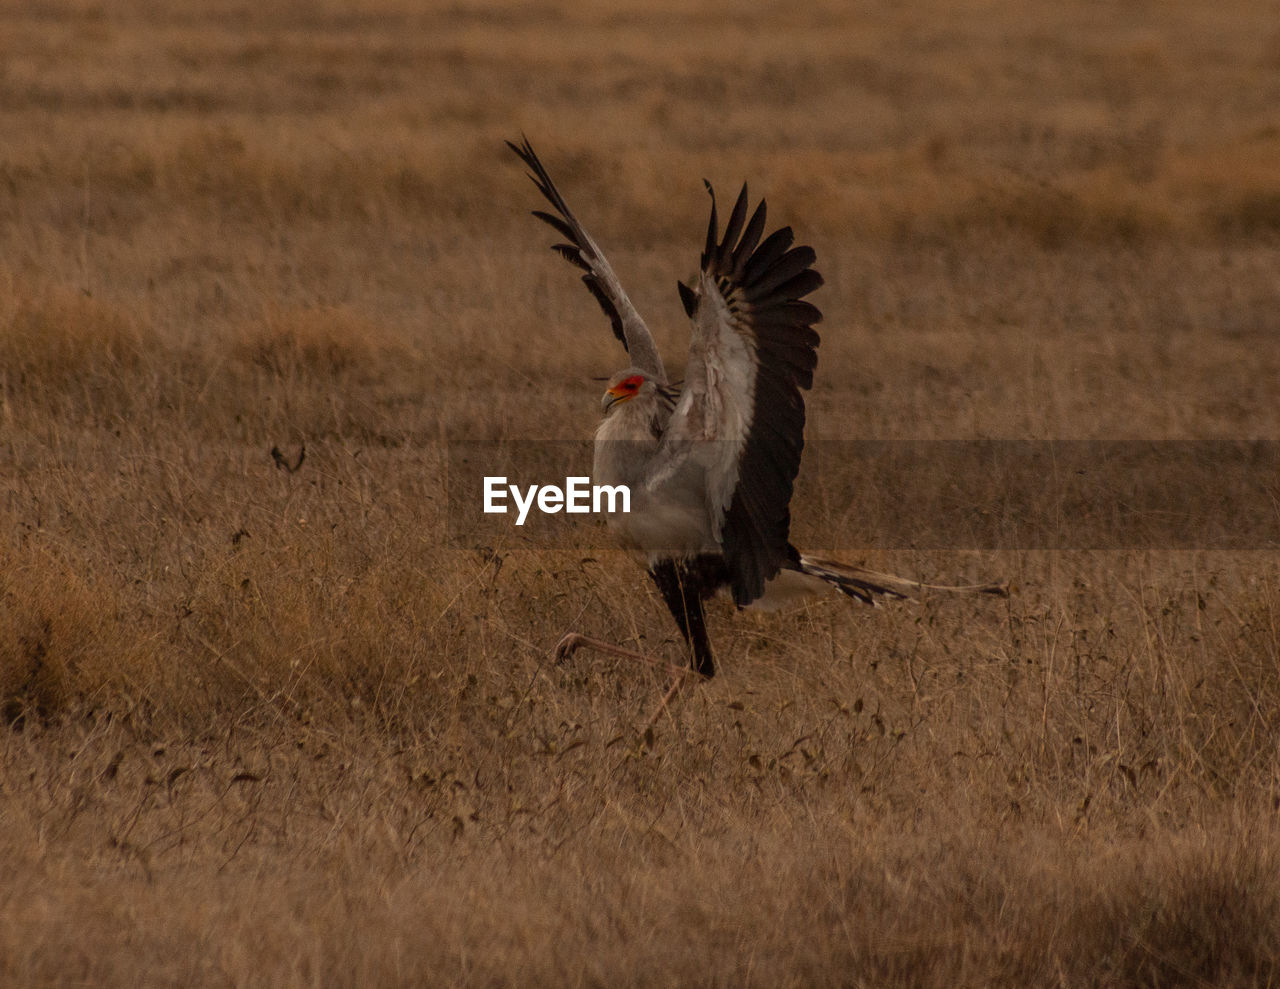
[593,397,662,489]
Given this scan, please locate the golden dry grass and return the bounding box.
[2,0,1280,985]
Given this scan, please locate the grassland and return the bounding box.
[2,0,1280,985]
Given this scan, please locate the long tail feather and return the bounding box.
[797,555,1010,606]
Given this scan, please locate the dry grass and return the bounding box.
[2,0,1280,985]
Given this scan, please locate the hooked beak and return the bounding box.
[601,387,626,413]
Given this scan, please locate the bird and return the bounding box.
[508,137,1006,707]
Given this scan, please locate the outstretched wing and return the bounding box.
[658,183,822,606]
[507,137,667,383]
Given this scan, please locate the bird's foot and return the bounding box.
[551,631,705,731]
[552,631,693,677]
[554,632,587,661]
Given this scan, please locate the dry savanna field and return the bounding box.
[3,0,1280,985]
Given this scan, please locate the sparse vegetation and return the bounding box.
[2,0,1279,985]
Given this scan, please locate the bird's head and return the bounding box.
[601,369,653,414]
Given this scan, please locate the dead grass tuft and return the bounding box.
[0,281,154,394]
[1066,831,1280,986]
[0,539,146,726]
[231,303,409,379]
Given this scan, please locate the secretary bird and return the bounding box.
[508,138,1006,713]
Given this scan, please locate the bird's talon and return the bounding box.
[553,632,582,661]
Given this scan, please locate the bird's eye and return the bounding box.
[624,377,643,390]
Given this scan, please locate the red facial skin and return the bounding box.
[606,375,645,404]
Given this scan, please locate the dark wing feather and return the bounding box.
[662,182,823,607]
[507,137,667,382]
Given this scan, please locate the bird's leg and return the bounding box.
[553,632,694,678]
[643,674,693,729]
[555,562,718,728]
[554,631,703,731]
[637,560,719,728]
[649,561,716,678]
